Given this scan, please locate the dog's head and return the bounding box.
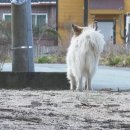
[72,24,83,36]
[72,24,97,37]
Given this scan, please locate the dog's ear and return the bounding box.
[72,24,83,36]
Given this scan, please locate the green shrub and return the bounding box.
[37,55,66,64]
[37,56,51,63]
[107,55,122,66]
[126,57,130,66]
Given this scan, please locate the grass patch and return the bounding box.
[35,55,66,64]
[35,54,130,67]
[125,56,130,66]
[107,55,122,66]
[100,55,130,67]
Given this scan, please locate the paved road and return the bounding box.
[2,63,130,90]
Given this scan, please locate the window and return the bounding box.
[32,13,48,27]
[32,13,48,37]
[3,13,48,39]
[3,13,48,26]
[3,14,11,22]
[89,0,124,10]
[96,20,115,43]
[126,15,130,43]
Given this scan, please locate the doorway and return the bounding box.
[96,20,115,44]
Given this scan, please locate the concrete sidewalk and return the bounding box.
[2,63,130,90]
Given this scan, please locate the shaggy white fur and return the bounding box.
[66,24,105,91]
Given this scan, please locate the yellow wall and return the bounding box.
[88,0,127,44]
[125,0,130,12]
[58,0,84,45]
[88,13,124,44]
[88,0,130,44]
[58,0,130,45]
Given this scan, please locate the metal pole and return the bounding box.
[11,0,34,72]
[84,0,88,26]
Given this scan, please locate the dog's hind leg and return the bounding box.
[69,74,76,91]
[85,78,88,90]
[88,77,92,90]
[84,74,88,90]
[76,76,83,92]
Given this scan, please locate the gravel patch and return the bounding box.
[0,90,130,130]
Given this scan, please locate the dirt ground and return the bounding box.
[0,90,130,130]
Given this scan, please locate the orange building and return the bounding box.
[58,0,130,44]
[57,0,84,45]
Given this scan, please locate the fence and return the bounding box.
[34,44,58,58]
[0,40,59,61]
[33,38,59,58]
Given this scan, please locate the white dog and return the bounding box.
[66,24,105,91]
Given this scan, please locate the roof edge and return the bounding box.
[0,2,56,6]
